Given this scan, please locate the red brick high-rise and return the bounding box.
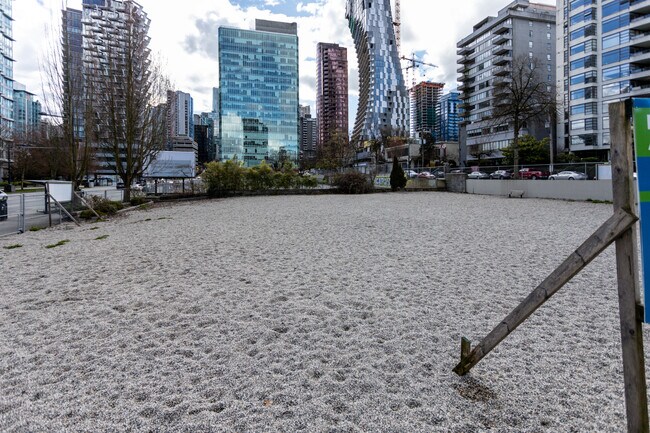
[317,43,348,148]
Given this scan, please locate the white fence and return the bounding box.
[466,179,613,201]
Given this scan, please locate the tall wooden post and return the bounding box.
[609,100,649,433]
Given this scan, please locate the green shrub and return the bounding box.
[80,210,95,220]
[94,235,109,240]
[390,156,407,191]
[202,160,245,196]
[86,196,124,216]
[298,175,318,189]
[29,226,44,232]
[4,244,22,250]
[333,172,372,194]
[130,197,148,206]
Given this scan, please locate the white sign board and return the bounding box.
[47,182,73,203]
[144,151,196,179]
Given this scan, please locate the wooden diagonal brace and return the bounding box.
[453,207,638,376]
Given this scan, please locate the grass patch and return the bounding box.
[3,244,22,250]
[89,226,100,231]
[145,218,152,222]
[94,235,109,240]
[158,217,171,220]
[29,226,44,232]
[45,239,70,249]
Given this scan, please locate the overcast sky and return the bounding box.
[14,0,555,121]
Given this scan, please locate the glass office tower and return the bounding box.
[218,20,299,167]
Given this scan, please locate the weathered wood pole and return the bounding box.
[609,100,649,433]
[453,208,637,376]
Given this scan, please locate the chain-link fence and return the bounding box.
[0,193,73,237]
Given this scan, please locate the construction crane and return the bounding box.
[400,54,438,89]
[393,0,401,54]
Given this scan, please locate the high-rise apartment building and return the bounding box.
[166,90,194,142]
[0,0,14,181]
[436,91,462,142]
[218,19,299,167]
[13,83,41,136]
[62,7,84,142]
[346,0,409,145]
[299,105,317,164]
[557,0,650,160]
[81,0,152,176]
[457,0,556,163]
[411,82,444,139]
[316,43,348,147]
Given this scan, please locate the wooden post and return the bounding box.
[609,100,649,433]
[453,208,638,376]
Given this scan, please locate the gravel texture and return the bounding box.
[0,192,641,431]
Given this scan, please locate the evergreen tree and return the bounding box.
[390,156,407,191]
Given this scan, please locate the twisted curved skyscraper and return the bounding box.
[346,0,409,145]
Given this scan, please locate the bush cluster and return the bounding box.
[80,196,124,219]
[333,172,372,194]
[201,160,318,197]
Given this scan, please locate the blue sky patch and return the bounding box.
[237,0,313,17]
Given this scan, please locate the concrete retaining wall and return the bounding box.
[465,179,613,201]
[446,173,467,193]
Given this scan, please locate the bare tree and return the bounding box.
[87,1,168,201]
[316,128,354,170]
[40,11,95,189]
[490,55,556,177]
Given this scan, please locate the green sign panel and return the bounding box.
[633,98,650,323]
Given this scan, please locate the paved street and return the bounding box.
[0,187,124,236]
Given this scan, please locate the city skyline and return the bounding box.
[14,0,554,125]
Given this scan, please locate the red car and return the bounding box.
[518,168,549,180]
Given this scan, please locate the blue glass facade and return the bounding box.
[436,92,461,142]
[218,26,299,167]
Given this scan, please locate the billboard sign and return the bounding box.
[143,151,196,179]
[632,98,650,323]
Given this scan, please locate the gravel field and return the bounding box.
[0,192,642,432]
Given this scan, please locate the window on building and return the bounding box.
[529,30,533,37]
[529,41,533,48]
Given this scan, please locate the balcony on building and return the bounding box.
[631,0,650,15]
[631,12,650,31]
[457,63,470,73]
[493,54,512,66]
[631,47,650,65]
[457,46,474,56]
[492,32,511,46]
[493,65,511,76]
[492,42,512,56]
[492,20,512,35]
[631,30,650,49]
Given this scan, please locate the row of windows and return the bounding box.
[570,54,597,70]
[570,101,598,115]
[570,0,595,11]
[570,8,596,26]
[602,46,630,65]
[570,39,597,56]
[570,24,596,40]
[602,0,629,18]
[570,69,597,85]
[603,29,630,49]
[571,117,598,130]
[603,13,629,34]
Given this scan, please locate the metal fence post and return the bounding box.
[104,190,108,200]
[19,194,25,233]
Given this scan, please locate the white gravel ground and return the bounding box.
[0,192,643,431]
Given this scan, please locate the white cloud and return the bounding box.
[14,0,555,124]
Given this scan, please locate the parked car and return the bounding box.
[467,171,489,179]
[406,170,418,179]
[417,171,435,179]
[116,182,126,189]
[518,167,549,180]
[490,170,512,179]
[548,170,588,180]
